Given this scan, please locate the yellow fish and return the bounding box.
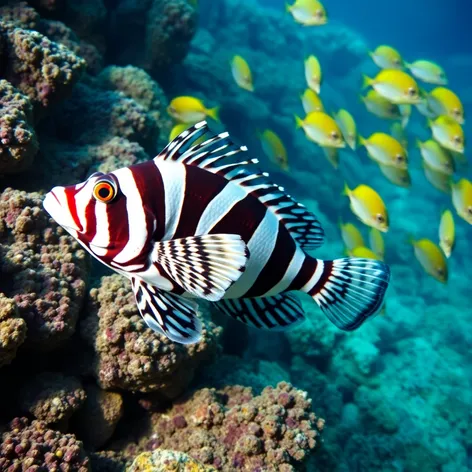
[168,96,219,123]
[439,209,455,258]
[405,60,447,85]
[169,123,189,142]
[343,183,389,232]
[301,89,324,114]
[416,139,455,175]
[378,163,411,188]
[428,87,464,125]
[231,55,254,92]
[322,146,339,169]
[390,122,408,149]
[363,70,420,104]
[286,0,327,26]
[428,116,465,154]
[305,55,322,93]
[359,132,408,169]
[423,161,452,194]
[333,109,357,150]
[451,178,472,224]
[295,112,345,148]
[410,238,448,283]
[339,221,365,251]
[348,246,382,261]
[361,90,402,120]
[369,228,385,260]
[369,45,403,70]
[259,129,289,171]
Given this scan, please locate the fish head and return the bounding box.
[404,86,420,104]
[452,108,464,124]
[372,212,389,233]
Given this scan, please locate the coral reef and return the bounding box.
[130,450,215,472]
[0,417,90,471]
[120,382,323,471]
[0,294,26,368]
[0,79,38,174]
[80,274,222,396]
[18,372,86,424]
[0,188,90,350]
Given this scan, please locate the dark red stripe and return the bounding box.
[173,165,228,239]
[245,222,297,297]
[210,193,267,245]
[83,199,97,242]
[64,186,82,231]
[102,195,130,264]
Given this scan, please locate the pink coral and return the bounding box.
[80,274,222,396]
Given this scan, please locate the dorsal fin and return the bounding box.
[155,121,324,249]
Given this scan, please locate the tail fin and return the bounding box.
[362,75,372,90]
[207,106,220,121]
[303,257,390,330]
[294,115,304,129]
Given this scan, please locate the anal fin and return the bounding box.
[214,293,305,330]
[131,277,202,344]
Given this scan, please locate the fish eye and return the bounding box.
[330,131,339,140]
[315,9,324,18]
[467,206,472,216]
[453,135,462,144]
[395,154,404,162]
[375,214,385,223]
[407,87,417,96]
[93,178,118,203]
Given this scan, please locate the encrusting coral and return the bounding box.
[0,417,90,471]
[80,274,222,396]
[0,293,26,368]
[0,188,90,350]
[129,449,215,472]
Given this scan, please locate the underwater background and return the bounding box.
[0,0,471,471]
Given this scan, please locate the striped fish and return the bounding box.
[43,122,390,344]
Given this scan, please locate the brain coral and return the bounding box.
[0,188,90,350]
[0,417,90,471]
[80,274,222,396]
[125,382,323,471]
[0,79,39,174]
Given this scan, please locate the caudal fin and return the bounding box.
[304,257,390,330]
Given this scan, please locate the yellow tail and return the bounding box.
[294,115,304,129]
[207,106,220,121]
[362,75,373,90]
[285,2,292,12]
[342,182,351,197]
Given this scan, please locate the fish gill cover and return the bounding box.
[0,0,471,471]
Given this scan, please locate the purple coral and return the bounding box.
[0,188,90,350]
[0,417,90,471]
[0,1,40,30]
[0,294,27,368]
[0,79,39,174]
[121,382,323,470]
[80,274,222,396]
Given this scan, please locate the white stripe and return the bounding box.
[113,168,148,264]
[195,181,248,236]
[90,201,110,257]
[301,259,324,293]
[263,247,306,297]
[157,161,186,240]
[224,209,279,298]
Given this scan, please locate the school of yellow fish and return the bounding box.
[167,0,469,286]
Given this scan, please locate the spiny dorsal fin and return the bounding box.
[155,122,325,249]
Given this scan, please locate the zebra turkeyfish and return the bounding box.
[43,121,390,344]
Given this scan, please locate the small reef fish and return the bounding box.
[343,183,389,232]
[231,55,254,92]
[361,90,402,120]
[369,228,385,260]
[416,139,455,175]
[168,96,219,123]
[390,122,408,149]
[369,45,403,70]
[399,104,411,128]
[428,87,465,124]
[378,163,411,188]
[409,238,448,283]
[301,88,324,114]
[405,60,447,85]
[359,133,408,169]
[286,0,327,26]
[259,129,289,171]
[423,161,452,194]
[305,55,322,93]
[451,178,472,224]
[333,109,357,150]
[322,146,339,169]
[295,112,345,148]
[363,70,420,104]
[339,222,365,251]
[439,209,455,258]
[348,246,382,261]
[428,116,465,154]
[43,121,390,343]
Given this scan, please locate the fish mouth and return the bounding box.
[43,190,81,233]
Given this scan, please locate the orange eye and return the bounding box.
[93,180,116,203]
